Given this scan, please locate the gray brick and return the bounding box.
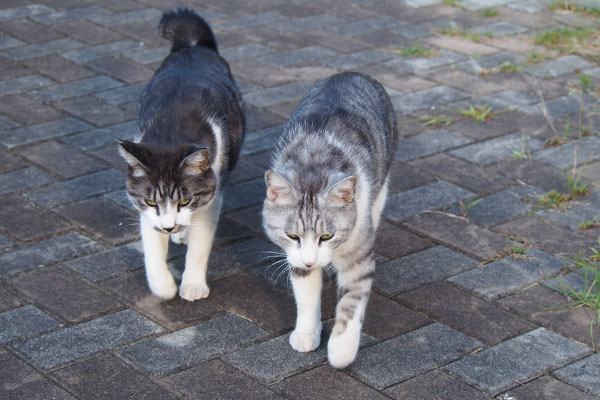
[0,234,13,251]
[0,167,55,195]
[206,238,278,279]
[0,115,19,130]
[405,0,444,6]
[375,246,478,296]
[104,189,137,212]
[62,40,141,64]
[586,67,600,80]
[122,45,170,65]
[15,309,163,369]
[472,21,528,36]
[330,16,406,36]
[477,90,539,111]
[95,83,144,105]
[507,0,546,13]
[537,193,600,231]
[391,19,458,39]
[88,8,161,27]
[396,129,473,162]
[271,14,344,33]
[0,74,54,96]
[457,51,526,75]
[24,169,124,208]
[31,5,112,25]
[0,5,55,22]
[460,0,515,9]
[384,50,466,73]
[449,132,544,166]
[221,43,275,62]
[219,12,288,31]
[391,85,470,114]
[553,354,600,397]
[529,55,594,79]
[447,248,568,300]
[0,305,60,344]
[243,81,313,107]
[348,323,483,390]
[544,271,599,297]
[384,181,474,222]
[0,35,24,50]
[0,233,104,278]
[119,313,270,375]
[62,120,136,150]
[322,49,394,70]
[444,328,592,395]
[259,45,336,67]
[448,185,544,227]
[533,135,600,170]
[30,76,123,102]
[1,38,84,60]
[64,242,143,281]
[0,118,92,148]
[524,92,596,119]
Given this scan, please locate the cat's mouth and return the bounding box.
[153,225,185,234]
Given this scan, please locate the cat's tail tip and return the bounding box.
[159,8,218,53]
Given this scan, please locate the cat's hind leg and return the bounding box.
[289,267,323,352]
[141,216,178,299]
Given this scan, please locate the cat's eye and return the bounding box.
[287,233,300,241]
[179,199,191,206]
[320,234,334,241]
[145,199,157,206]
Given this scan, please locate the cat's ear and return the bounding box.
[326,175,357,205]
[265,171,295,204]
[180,148,210,175]
[118,140,146,177]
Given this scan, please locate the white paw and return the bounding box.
[289,328,321,352]
[179,282,210,301]
[327,325,360,369]
[147,272,178,300]
[170,229,188,245]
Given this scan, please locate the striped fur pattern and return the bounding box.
[119,8,244,302]
[263,72,397,368]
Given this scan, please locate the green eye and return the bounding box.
[179,199,191,206]
[145,199,157,206]
[287,233,300,240]
[320,234,333,241]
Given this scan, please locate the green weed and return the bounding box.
[479,7,498,17]
[422,115,457,126]
[459,103,504,121]
[579,217,600,230]
[396,39,435,58]
[458,197,482,219]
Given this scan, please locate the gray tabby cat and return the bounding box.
[263,72,397,368]
[119,8,244,301]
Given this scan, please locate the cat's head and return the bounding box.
[262,170,357,271]
[118,140,217,233]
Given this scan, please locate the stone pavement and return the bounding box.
[1,0,600,398]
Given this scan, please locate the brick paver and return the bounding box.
[1,1,599,398]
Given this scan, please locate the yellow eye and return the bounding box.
[287,233,299,240]
[320,234,333,241]
[179,199,191,206]
[145,199,157,206]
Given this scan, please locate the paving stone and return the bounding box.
[391,19,459,39]
[0,4,55,22]
[405,0,444,6]
[206,238,278,280]
[0,167,55,195]
[477,89,540,111]
[88,56,154,84]
[54,20,125,46]
[472,21,528,36]
[270,14,344,33]
[22,54,95,83]
[118,313,270,375]
[0,232,104,277]
[0,56,31,80]
[349,323,483,390]
[7,266,122,323]
[61,39,141,64]
[330,16,405,37]
[220,42,275,62]
[456,51,527,75]
[500,375,596,400]
[529,55,594,79]
[24,168,124,208]
[449,132,544,166]
[0,74,53,96]
[0,348,76,400]
[62,120,136,150]
[384,370,491,400]
[397,281,536,345]
[64,242,143,281]
[391,85,470,114]
[448,185,544,227]
[507,0,546,13]
[0,305,61,343]
[1,38,84,60]
[497,285,599,349]
[0,149,26,173]
[425,34,498,56]
[240,125,282,156]
[538,201,600,232]
[384,181,474,222]
[448,248,568,300]
[494,158,571,193]
[30,75,123,102]
[15,309,163,369]
[122,45,170,65]
[0,117,91,148]
[1,18,64,43]
[57,94,131,126]
[387,161,437,194]
[0,234,14,251]
[31,5,113,25]
[534,135,600,170]
[385,50,466,74]
[553,354,600,398]
[0,283,22,312]
[395,128,473,162]
[0,194,68,241]
[243,81,313,107]
[219,11,288,32]
[411,153,511,194]
[321,49,394,70]
[0,94,64,125]
[375,245,478,296]
[94,83,144,105]
[162,359,282,400]
[403,212,517,261]
[373,221,433,259]
[259,45,336,67]
[53,354,178,400]
[87,8,161,27]
[444,327,592,395]
[222,177,266,212]
[274,365,388,400]
[0,34,24,50]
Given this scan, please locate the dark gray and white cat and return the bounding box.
[263,72,397,368]
[119,8,244,301]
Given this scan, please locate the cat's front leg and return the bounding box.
[141,216,177,299]
[328,256,374,369]
[289,267,322,352]
[179,196,221,301]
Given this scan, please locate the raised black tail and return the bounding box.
[159,8,218,53]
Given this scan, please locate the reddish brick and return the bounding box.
[22,55,95,83]
[54,20,123,45]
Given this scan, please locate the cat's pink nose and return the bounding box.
[304,261,314,268]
